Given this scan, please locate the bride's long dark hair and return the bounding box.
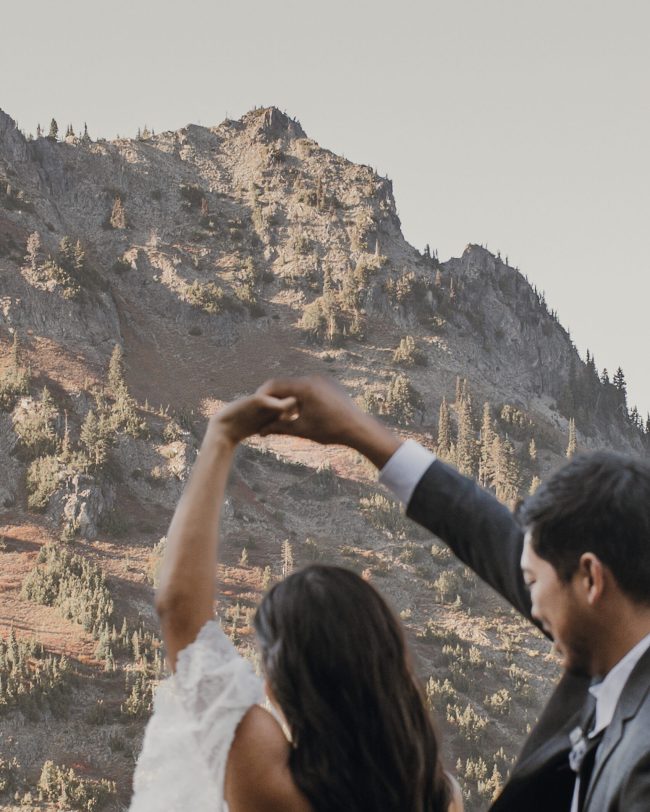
[254,565,451,812]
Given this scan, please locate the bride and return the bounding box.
[129,392,463,812]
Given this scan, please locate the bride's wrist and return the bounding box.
[205,415,240,450]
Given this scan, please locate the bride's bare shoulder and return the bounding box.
[225,705,312,812]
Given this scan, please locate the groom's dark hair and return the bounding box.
[520,450,650,603]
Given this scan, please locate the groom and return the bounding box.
[258,376,650,812]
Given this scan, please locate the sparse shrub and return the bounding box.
[393,335,426,367]
[0,631,72,719]
[356,387,381,415]
[446,702,489,742]
[485,688,512,716]
[179,184,205,211]
[12,388,59,459]
[0,364,29,411]
[432,569,462,603]
[22,544,114,639]
[398,542,424,564]
[291,233,311,255]
[184,280,227,314]
[38,760,116,811]
[111,258,131,274]
[0,756,20,792]
[301,538,324,562]
[122,671,155,718]
[359,492,405,535]
[26,455,61,510]
[162,419,184,443]
[425,677,457,709]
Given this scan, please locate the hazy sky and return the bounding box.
[2,0,648,415]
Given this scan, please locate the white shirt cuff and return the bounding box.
[378,439,436,506]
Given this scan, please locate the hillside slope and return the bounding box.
[0,105,646,811]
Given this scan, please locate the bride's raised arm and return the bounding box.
[154,393,296,669]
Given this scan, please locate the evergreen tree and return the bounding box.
[613,367,626,394]
[36,123,42,138]
[456,397,477,478]
[385,373,423,426]
[80,409,109,469]
[437,397,451,458]
[566,418,577,458]
[613,366,628,414]
[529,475,541,495]
[108,345,125,393]
[528,438,537,463]
[479,402,495,487]
[492,437,520,504]
[281,540,294,578]
[25,231,41,271]
[48,119,58,140]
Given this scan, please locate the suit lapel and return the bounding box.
[584,647,650,810]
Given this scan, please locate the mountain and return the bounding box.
[0,105,645,810]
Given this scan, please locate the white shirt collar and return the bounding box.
[588,631,650,736]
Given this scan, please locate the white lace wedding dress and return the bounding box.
[129,620,264,812]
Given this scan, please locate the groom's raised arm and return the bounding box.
[259,376,533,622]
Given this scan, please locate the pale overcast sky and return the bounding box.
[2,0,648,415]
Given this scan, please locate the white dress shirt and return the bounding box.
[378,439,650,812]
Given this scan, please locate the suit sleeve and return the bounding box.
[406,458,534,622]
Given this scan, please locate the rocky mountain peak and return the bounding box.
[239,106,307,142]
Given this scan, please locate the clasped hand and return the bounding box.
[211,376,364,446]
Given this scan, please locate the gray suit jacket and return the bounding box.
[407,459,650,811]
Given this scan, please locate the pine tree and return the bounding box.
[455,376,463,406]
[613,367,628,414]
[479,403,495,486]
[437,397,451,458]
[25,231,41,271]
[529,475,542,495]
[281,540,294,578]
[566,418,577,459]
[110,196,127,229]
[108,345,125,393]
[385,373,423,426]
[456,397,477,478]
[36,123,42,138]
[528,438,537,463]
[48,119,58,140]
[493,437,520,504]
[80,410,108,469]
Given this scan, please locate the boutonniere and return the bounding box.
[569,726,588,773]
